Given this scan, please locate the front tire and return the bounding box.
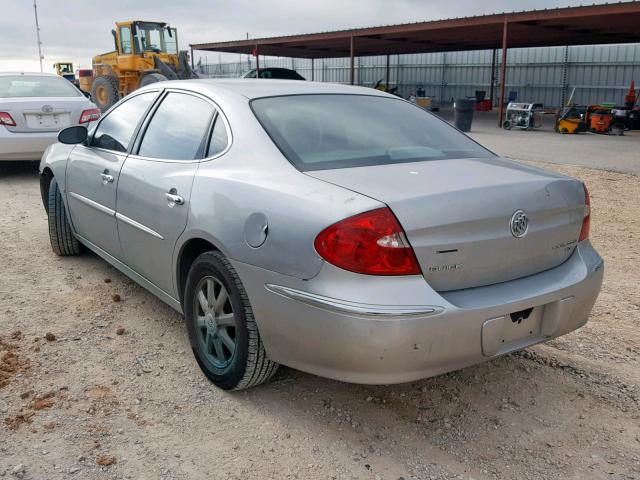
[184,251,278,390]
[91,75,119,111]
[47,178,80,256]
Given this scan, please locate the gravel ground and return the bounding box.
[0,161,639,480]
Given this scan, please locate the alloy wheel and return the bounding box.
[193,276,237,368]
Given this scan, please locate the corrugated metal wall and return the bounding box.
[197,43,640,108]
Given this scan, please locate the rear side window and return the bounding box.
[251,94,493,171]
[137,92,214,160]
[91,92,156,152]
[207,116,229,157]
[272,69,305,80]
[0,75,81,98]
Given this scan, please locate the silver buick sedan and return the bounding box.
[39,80,603,390]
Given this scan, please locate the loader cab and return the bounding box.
[53,62,75,83]
[115,21,178,56]
[111,21,179,76]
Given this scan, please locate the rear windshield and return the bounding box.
[0,75,81,98]
[251,94,493,171]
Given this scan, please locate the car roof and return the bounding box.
[252,67,296,72]
[0,72,59,77]
[147,78,393,101]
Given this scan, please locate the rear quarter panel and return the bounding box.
[180,94,381,280]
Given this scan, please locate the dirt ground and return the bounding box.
[0,161,638,480]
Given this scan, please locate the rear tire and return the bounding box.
[184,251,278,390]
[139,73,168,88]
[91,75,119,111]
[47,178,80,256]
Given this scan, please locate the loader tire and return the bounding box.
[91,75,120,112]
[140,73,168,88]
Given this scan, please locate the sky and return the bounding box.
[1,0,611,73]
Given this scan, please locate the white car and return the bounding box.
[0,72,100,161]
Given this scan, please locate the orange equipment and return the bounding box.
[624,80,637,107]
[590,110,613,133]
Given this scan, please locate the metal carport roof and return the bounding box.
[191,2,640,58]
[191,2,640,125]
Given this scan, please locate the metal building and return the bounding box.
[197,43,640,108]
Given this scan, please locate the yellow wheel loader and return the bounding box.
[87,21,199,111]
[53,62,75,83]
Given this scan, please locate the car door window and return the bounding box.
[91,92,156,152]
[137,92,215,160]
[207,115,229,157]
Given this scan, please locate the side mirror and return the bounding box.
[58,125,88,145]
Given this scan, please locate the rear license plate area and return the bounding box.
[503,307,542,343]
[510,307,534,324]
[481,306,544,356]
[26,113,70,129]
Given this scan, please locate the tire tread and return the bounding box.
[47,178,80,256]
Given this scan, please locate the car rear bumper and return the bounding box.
[231,241,603,384]
[0,128,59,161]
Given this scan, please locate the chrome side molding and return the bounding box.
[68,192,115,217]
[115,212,164,240]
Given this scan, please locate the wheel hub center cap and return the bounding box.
[205,312,217,331]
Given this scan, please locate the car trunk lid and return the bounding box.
[307,157,586,291]
[0,97,87,133]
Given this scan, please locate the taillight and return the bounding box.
[314,207,422,276]
[0,112,16,127]
[79,108,101,124]
[578,183,590,242]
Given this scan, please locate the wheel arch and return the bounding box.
[176,235,226,307]
[40,167,54,213]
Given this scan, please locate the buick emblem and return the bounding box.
[510,210,529,238]
[41,104,53,113]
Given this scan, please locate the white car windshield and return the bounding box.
[0,75,81,98]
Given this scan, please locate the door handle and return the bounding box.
[100,171,114,184]
[165,192,184,206]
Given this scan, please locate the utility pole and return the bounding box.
[33,0,44,72]
[246,32,251,70]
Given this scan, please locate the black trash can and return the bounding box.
[454,98,475,132]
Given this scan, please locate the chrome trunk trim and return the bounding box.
[265,284,444,319]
